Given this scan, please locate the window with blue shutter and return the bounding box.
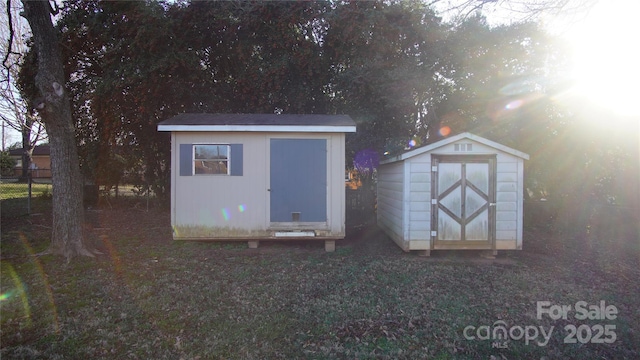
[180,143,243,176]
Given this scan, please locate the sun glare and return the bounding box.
[563,0,640,117]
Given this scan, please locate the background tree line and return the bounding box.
[14,0,638,246]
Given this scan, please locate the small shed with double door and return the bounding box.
[376,132,529,256]
[157,113,356,251]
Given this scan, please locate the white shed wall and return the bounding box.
[495,157,519,243]
[376,161,406,249]
[172,132,267,237]
[171,132,345,239]
[407,158,432,250]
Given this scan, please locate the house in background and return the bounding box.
[8,145,51,178]
[158,113,356,252]
[376,132,529,256]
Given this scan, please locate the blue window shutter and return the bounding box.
[230,144,243,176]
[179,144,192,176]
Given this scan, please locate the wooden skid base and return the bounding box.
[414,249,501,257]
[248,240,259,249]
[324,240,336,252]
[479,250,498,259]
[174,237,341,252]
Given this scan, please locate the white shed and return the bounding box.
[158,113,356,251]
[376,132,529,256]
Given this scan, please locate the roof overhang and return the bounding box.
[157,124,356,133]
[157,113,356,133]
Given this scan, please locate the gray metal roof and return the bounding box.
[158,113,356,133]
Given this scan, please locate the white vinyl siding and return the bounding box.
[377,161,405,248]
[495,154,519,242]
[408,160,431,242]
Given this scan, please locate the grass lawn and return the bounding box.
[1,201,638,359]
[0,182,52,201]
[1,182,53,217]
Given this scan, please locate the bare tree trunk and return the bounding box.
[21,0,93,259]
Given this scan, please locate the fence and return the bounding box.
[93,182,157,211]
[0,176,52,217]
[0,174,162,217]
[8,168,52,178]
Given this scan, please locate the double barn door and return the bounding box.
[432,155,496,249]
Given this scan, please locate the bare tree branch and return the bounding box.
[0,0,46,154]
[431,0,598,24]
[3,0,14,73]
[49,0,60,16]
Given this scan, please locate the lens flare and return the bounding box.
[439,126,451,137]
[15,233,60,333]
[0,291,13,301]
[238,205,246,212]
[408,139,417,147]
[353,149,380,172]
[2,264,30,326]
[505,99,524,110]
[221,208,230,221]
[101,234,122,276]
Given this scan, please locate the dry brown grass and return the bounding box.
[1,202,638,359]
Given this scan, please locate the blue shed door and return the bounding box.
[270,139,327,222]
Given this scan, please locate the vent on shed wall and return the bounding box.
[454,143,473,152]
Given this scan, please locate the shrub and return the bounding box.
[0,151,16,177]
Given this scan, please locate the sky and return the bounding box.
[433,0,640,119]
[555,0,640,117]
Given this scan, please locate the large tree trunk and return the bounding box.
[21,0,93,258]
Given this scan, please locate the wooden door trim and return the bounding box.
[431,154,497,250]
